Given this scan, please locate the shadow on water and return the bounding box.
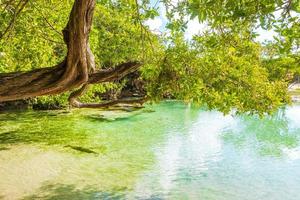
[22,184,126,200]
[0,147,10,151]
[0,107,156,142]
[0,107,159,157]
[0,109,104,154]
[0,130,36,145]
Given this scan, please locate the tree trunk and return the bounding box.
[0,0,142,104]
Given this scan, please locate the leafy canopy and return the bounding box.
[0,0,299,114]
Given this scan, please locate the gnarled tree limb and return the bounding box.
[0,0,144,107]
[69,61,145,108]
[0,0,95,102]
[88,61,142,84]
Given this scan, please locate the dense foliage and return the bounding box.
[0,0,299,114]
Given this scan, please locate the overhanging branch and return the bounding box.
[69,61,145,108]
[88,61,142,84]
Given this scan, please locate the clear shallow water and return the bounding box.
[0,101,300,200]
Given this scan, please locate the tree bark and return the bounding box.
[0,0,143,104]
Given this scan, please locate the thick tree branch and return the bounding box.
[0,0,96,102]
[88,61,142,84]
[69,61,144,108]
[0,0,144,107]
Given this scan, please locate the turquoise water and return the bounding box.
[0,101,300,199]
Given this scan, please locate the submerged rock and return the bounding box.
[64,145,98,154]
[87,107,155,122]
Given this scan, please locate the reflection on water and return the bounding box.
[0,102,300,199]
